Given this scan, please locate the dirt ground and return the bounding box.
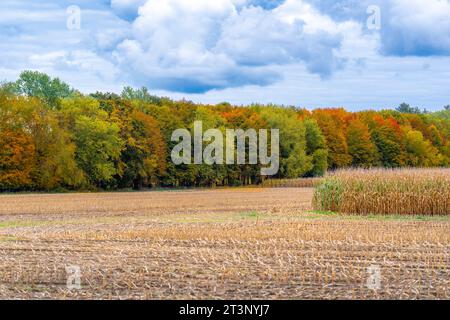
[0,188,448,299]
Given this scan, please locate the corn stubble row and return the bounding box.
[0,219,449,299]
[314,168,450,216]
[262,178,323,188]
[0,186,448,299]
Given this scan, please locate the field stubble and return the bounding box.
[0,188,449,299]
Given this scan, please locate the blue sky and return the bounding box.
[1,0,450,111]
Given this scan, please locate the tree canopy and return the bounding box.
[1,71,449,191]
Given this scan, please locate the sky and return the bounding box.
[1,0,450,111]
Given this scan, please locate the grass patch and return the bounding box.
[239,211,262,219]
[307,210,450,221]
[0,220,49,229]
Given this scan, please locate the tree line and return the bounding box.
[0,71,449,191]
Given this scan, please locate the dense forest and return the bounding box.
[1,71,449,191]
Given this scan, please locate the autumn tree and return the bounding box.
[2,71,450,191]
[120,110,167,189]
[313,109,352,169]
[0,129,35,190]
[347,117,379,167]
[0,93,84,190]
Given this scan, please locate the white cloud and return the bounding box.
[29,50,120,83]
[382,0,450,56]
[2,0,450,110]
[110,0,372,92]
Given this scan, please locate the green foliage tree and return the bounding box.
[261,107,312,178]
[13,71,75,108]
[73,116,122,187]
[121,86,162,105]
[404,129,442,167]
[304,119,328,176]
[370,116,406,167]
[60,97,123,188]
[396,103,422,114]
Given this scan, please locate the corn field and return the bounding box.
[313,168,450,216]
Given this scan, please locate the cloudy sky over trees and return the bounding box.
[1,0,450,110]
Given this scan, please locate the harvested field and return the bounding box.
[0,188,449,300]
